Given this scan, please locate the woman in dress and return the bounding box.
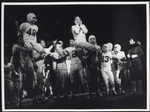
[127,36,144,95]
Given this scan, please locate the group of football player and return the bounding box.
[4,13,131,106]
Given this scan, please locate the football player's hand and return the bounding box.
[53,39,57,44]
[127,54,130,58]
[52,40,57,48]
[118,60,123,65]
[43,79,46,82]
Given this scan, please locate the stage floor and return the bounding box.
[5,90,147,110]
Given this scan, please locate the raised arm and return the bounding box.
[80,24,88,34]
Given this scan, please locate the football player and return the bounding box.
[88,35,102,97]
[65,39,90,101]
[42,58,53,100]
[100,44,117,96]
[50,42,69,101]
[33,40,55,102]
[107,42,113,52]
[4,57,16,104]
[17,13,47,58]
[112,44,126,95]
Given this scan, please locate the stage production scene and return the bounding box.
[3,3,147,110]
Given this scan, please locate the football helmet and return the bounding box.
[69,39,75,47]
[107,42,113,51]
[114,44,121,52]
[88,35,96,43]
[102,44,109,52]
[27,13,37,24]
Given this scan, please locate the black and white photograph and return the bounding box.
[1,1,149,111]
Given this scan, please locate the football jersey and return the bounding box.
[112,51,126,67]
[64,46,81,65]
[64,47,76,58]
[101,52,112,71]
[114,51,126,60]
[51,52,67,70]
[20,22,38,42]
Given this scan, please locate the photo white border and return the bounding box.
[1,1,149,111]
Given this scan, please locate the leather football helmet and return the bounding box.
[102,44,109,52]
[114,44,121,52]
[107,42,113,51]
[27,13,37,24]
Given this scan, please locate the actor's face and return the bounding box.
[41,40,46,48]
[129,39,135,45]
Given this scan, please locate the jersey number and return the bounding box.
[71,50,76,58]
[27,28,37,36]
[101,56,109,62]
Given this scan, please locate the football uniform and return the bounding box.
[51,52,69,99]
[64,46,90,99]
[75,42,97,68]
[112,51,126,84]
[88,35,102,96]
[10,44,38,105]
[35,52,45,90]
[101,52,112,71]
[19,22,43,53]
[64,47,75,74]
[65,46,87,83]
[4,62,15,102]
[101,51,115,92]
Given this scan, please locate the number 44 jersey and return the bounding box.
[20,22,38,42]
[101,52,112,71]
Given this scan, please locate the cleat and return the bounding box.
[16,102,21,107]
[130,92,136,95]
[96,92,103,98]
[10,100,16,104]
[86,94,91,100]
[106,91,110,96]
[42,97,48,102]
[69,96,75,102]
[118,91,126,95]
[48,94,53,98]
[122,91,125,94]
[111,91,117,96]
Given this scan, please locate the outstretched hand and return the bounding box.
[52,39,57,48]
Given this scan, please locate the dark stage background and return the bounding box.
[3,4,147,93]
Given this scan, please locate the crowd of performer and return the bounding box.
[4,13,144,106]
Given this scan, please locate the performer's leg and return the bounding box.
[101,70,110,95]
[16,68,24,107]
[107,70,117,95]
